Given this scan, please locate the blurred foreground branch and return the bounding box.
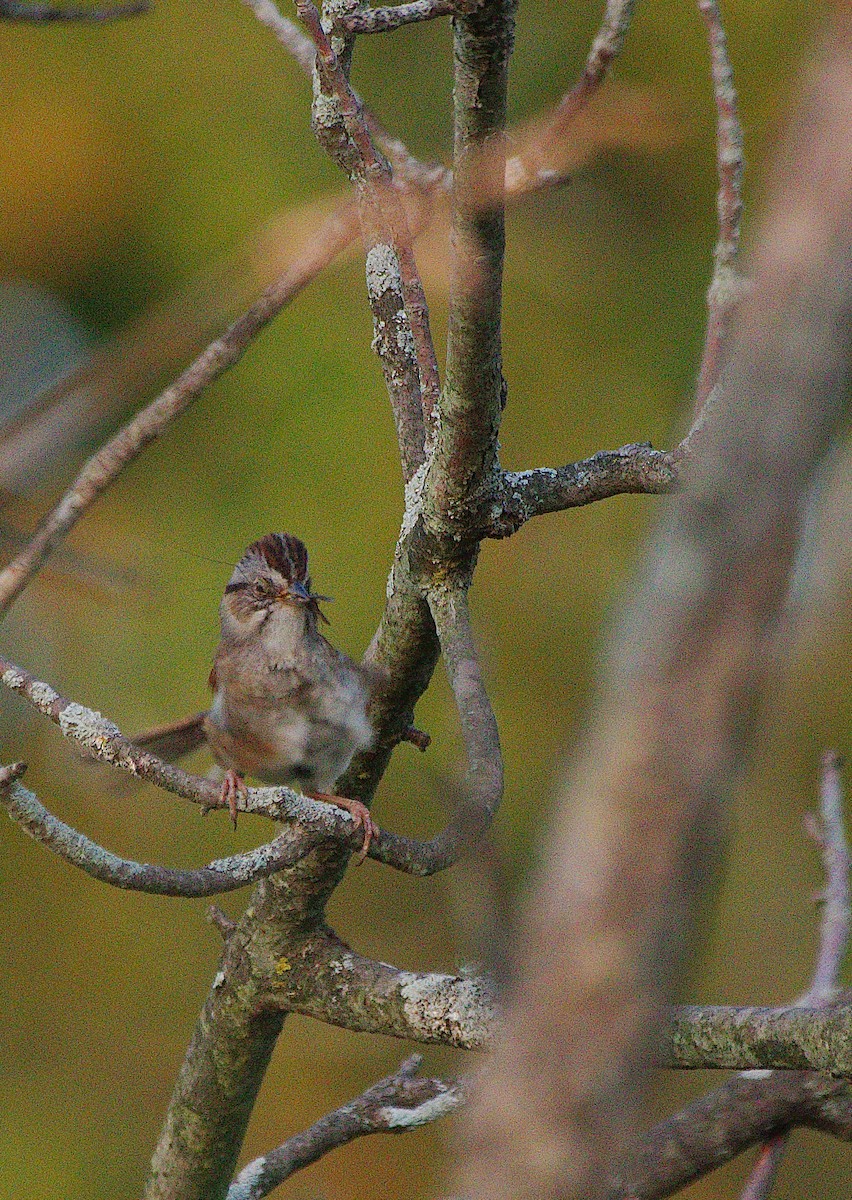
[458,9,852,1198]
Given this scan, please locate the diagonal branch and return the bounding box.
[0,764,318,897]
[503,0,636,193]
[0,0,148,18]
[226,1056,463,1200]
[0,201,358,617]
[294,0,440,477]
[609,1069,852,1200]
[693,0,746,416]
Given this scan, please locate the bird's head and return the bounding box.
[221,532,331,636]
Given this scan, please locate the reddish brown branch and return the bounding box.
[693,0,745,416]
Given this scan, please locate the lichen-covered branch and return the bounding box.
[0,202,358,617]
[226,1056,463,1200]
[272,935,497,1048]
[339,0,474,35]
[294,0,439,479]
[665,1004,852,1075]
[425,0,515,533]
[484,444,679,537]
[0,764,317,897]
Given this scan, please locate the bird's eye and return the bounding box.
[252,579,273,600]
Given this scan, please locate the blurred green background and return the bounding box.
[1,0,850,1196]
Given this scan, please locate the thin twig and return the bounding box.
[0,0,148,19]
[0,764,317,897]
[0,202,359,618]
[693,0,745,417]
[226,1056,463,1200]
[339,0,474,36]
[739,751,850,1200]
[295,0,441,471]
[503,0,636,193]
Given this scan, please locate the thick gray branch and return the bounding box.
[226,1057,462,1200]
[0,765,316,897]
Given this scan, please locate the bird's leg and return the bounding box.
[307,792,378,863]
[221,769,248,829]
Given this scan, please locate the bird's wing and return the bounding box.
[130,711,209,762]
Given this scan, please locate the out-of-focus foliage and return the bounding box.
[0,1,848,1197]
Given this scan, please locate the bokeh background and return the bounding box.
[1,0,850,1196]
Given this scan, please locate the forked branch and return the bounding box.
[226,1056,463,1200]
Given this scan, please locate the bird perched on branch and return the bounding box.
[134,532,428,860]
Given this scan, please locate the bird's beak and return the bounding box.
[287,580,312,604]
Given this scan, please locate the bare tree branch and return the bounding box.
[457,7,852,1194]
[738,749,850,1200]
[294,0,441,477]
[484,444,678,538]
[608,1070,852,1200]
[504,0,635,193]
[0,0,148,19]
[339,0,475,35]
[0,202,358,617]
[424,0,515,533]
[0,764,318,897]
[272,935,497,1048]
[693,0,746,416]
[0,651,498,873]
[226,1056,463,1200]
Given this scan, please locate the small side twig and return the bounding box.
[0,765,318,897]
[226,1056,463,1200]
[0,0,148,19]
[739,750,850,1200]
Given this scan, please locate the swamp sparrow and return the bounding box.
[135,532,424,859]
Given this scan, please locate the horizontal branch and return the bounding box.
[0,765,317,897]
[485,444,679,537]
[338,0,474,36]
[0,0,148,18]
[273,939,498,1050]
[666,1004,852,1075]
[226,1056,462,1200]
[0,651,501,874]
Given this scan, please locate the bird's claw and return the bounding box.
[221,769,248,830]
[308,791,379,864]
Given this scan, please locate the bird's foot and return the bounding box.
[308,791,378,864]
[400,725,431,751]
[221,769,248,829]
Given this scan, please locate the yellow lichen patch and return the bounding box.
[274,957,292,975]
